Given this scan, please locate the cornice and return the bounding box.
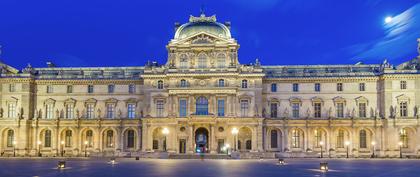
[35,79,143,85]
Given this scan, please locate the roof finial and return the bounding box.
[200,5,205,16]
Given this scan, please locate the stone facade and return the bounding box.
[1,13,420,158]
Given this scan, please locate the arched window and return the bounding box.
[292,129,300,148]
[218,79,225,87]
[180,79,187,87]
[86,130,93,147]
[6,130,14,147]
[400,128,409,148]
[198,53,207,68]
[246,140,252,150]
[65,130,72,147]
[314,129,322,148]
[217,53,226,68]
[359,130,367,148]
[44,130,52,148]
[179,54,188,69]
[127,130,135,148]
[271,83,277,92]
[241,80,248,88]
[196,96,209,115]
[106,130,114,148]
[157,80,164,89]
[337,130,344,148]
[271,130,278,148]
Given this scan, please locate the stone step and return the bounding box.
[169,154,230,159]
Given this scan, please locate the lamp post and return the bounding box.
[371,141,376,158]
[13,141,17,157]
[231,128,239,152]
[345,141,350,158]
[60,141,65,157]
[162,128,169,152]
[37,140,42,157]
[398,142,403,158]
[319,141,324,158]
[84,141,88,157]
[225,144,230,155]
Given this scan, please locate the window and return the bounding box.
[67,85,73,93]
[156,100,164,117]
[86,130,93,147]
[129,84,136,93]
[292,103,300,118]
[246,140,252,150]
[240,100,249,117]
[179,99,187,117]
[127,130,135,148]
[271,83,277,92]
[65,104,74,119]
[7,103,16,118]
[196,96,209,115]
[6,130,14,147]
[217,53,226,68]
[241,80,248,88]
[218,79,225,87]
[359,130,367,148]
[86,104,94,119]
[44,130,52,148]
[198,53,207,68]
[314,103,322,118]
[179,54,188,69]
[128,103,136,119]
[358,103,366,118]
[292,83,299,92]
[359,83,365,91]
[108,84,115,93]
[180,79,187,87]
[292,129,300,148]
[400,102,408,117]
[88,85,94,93]
[217,99,225,117]
[336,103,344,118]
[400,81,407,90]
[400,128,408,148]
[153,140,159,150]
[157,80,164,89]
[270,103,278,118]
[270,130,278,148]
[9,84,15,92]
[314,130,322,148]
[46,104,54,119]
[315,83,321,92]
[106,104,115,119]
[46,85,53,93]
[106,130,114,148]
[65,130,72,147]
[337,83,343,91]
[337,130,344,148]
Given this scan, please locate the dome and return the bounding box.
[174,14,231,40]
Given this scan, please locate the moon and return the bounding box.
[385,16,393,23]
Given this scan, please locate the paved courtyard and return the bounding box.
[0,158,419,177]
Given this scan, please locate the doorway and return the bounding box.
[179,139,186,154]
[195,127,209,153]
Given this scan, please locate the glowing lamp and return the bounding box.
[57,161,66,169]
[320,162,328,172]
[278,158,285,165]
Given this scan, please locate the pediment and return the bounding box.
[105,98,118,105]
[355,96,369,105]
[44,98,56,106]
[172,32,232,45]
[64,98,76,106]
[396,94,410,103]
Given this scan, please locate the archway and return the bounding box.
[195,127,209,153]
[238,127,252,152]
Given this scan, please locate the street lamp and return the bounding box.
[345,141,350,158]
[37,140,42,157]
[13,141,17,157]
[84,141,88,157]
[231,128,239,152]
[398,142,403,158]
[371,141,376,158]
[162,128,169,152]
[319,141,324,158]
[225,144,230,155]
[60,140,65,157]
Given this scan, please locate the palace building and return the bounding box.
[1,13,420,158]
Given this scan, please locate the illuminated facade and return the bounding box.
[1,13,420,158]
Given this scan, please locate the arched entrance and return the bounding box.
[195,127,209,153]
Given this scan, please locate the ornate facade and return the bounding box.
[1,13,420,158]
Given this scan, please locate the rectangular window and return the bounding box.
[217,99,225,117]
[179,99,187,117]
[400,102,408,117]
[106,104,115,119]
[9,84,16,92]
[292,103,300,118]
[337,83,343,91]
[108,85,115,93]
[156,100,164,117]
[358,103,366,118]
[271,83,277,92]
[359,83,365,91]
[240,100,249,117]
[128,103,136,119]
[67,85,73,93]
[270,103,278,118]
[86,104,94,119]
[315,83,321,92]
[46,85,53,93]
[292,83,299,92]
[66,105,74,119]
[400,81,407,90]
[129,84,136,94]
[46,104,54,119]
[337,130,344,148]
[314,103,321,118]
[8,103,16,118]
[336,103,344,118]
[292,130,300,148]
[88,85,94,93]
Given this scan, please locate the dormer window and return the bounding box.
[157,80,164,89]
[218,79,225,87]
[241,80,248,88]
[180,79,187,87]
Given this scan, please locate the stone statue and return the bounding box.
[254,104,259,117]
[76,109,80,119]
[283,108,289,118]
[375,108,379,118]
[0,107,3,118]
[395,106,399,118]
[416,106,420,118]
[351,108,355,118]
[97,108,102,118]
[327,107,332,118]
[19,107,24,119]
[56,109,60,118]
[34,109,38,119]
[140,110,144,118]
[118,109,122,118]
[60,109,64,118]
[370,107,374,118]
[262,108,266,118]
[306,108,311,118]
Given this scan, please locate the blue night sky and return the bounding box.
[0,0,419,69]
